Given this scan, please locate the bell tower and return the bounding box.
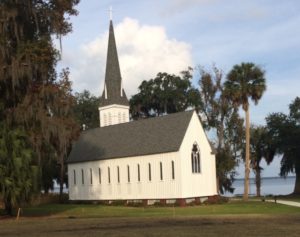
[98,19,130,127]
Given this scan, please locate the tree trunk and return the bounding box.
[59,158,64,202]
[293,167,300,194]
[216,175,220,194]
[218,123,224,150]
[4,195,13,216]
[244,107,250,201]
[255,165,261,197]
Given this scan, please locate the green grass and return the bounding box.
[15,200,300,218]
[264,194,300,203]
[2,201,300,237]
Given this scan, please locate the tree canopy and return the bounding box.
[74,90,100,129]
[0,0,80,214]
[197,65,244,194]
[266,97,300,194]
[130,69,201,119]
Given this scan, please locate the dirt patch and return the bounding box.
[1,215,300,237]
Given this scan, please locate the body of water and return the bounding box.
[225,176,296,197]
[53,177,296,197]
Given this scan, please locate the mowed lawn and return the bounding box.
[1,201,300,237]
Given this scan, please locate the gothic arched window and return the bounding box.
[191,143,201,173]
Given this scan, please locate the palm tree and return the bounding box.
[249,125,276,197]
[224,62,266,200]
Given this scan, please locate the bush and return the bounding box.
[203,195,229,205]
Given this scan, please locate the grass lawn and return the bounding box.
[277,195,300,203]
[1,201,300,237]
[16,200,300,218]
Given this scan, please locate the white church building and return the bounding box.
[67,19,217,205]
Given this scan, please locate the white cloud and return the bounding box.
[61,17,193,97]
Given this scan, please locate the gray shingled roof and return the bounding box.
[99,20,129,107]
[67,110,194,164]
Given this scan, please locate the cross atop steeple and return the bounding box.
[109,6,113,21]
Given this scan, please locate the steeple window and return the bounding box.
[118,112,121,123]
[104,114,107,126]
[108,112,112,125]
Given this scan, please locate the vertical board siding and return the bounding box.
[68,151,181,200]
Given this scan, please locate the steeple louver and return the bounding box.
[99,20,129,106]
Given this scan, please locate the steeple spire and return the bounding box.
[99,20,129,107]
[98,18,130,127]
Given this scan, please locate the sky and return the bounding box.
[57,0,300,178]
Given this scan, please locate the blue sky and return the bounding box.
[58,0,300,178]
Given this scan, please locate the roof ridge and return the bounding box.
[88,110,194,131]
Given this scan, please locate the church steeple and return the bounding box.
[99,20,129,107]
[99,19,130,127]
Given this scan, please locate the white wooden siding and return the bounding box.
[98,104,129,127]
[179,112,217,198]
[68,151,181,200]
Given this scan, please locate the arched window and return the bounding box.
[191,143,201,173]
[73,170,76,185]
[117,166,120,183]
[137,164,140,182]
[98,168,101,184]
[127,165,130,183]
[160,162,163,181]
[81,169,84,185]
[148,163,151,181]
[90,168,93,185]
[171,161,175,180]
[108,167,111,183]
